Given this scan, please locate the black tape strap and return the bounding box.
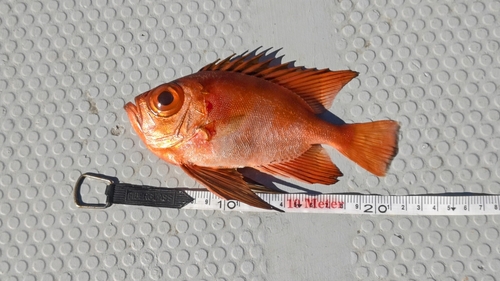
[74,173,194,209]
[106,183,194,208]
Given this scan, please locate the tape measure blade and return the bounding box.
[181,191,500,215]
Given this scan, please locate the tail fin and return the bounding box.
[332,120,400,176]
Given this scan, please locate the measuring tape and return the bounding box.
[182,191,500,215]
[74,173,500,215]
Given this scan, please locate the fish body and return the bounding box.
[125,49,399,211]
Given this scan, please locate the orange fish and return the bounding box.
[124,49,399,211]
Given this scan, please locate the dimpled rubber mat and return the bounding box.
[1,0,500,280]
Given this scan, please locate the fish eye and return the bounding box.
[148,83,185,117]
[157,91,174,108]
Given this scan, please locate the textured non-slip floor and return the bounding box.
[1,0,500,280]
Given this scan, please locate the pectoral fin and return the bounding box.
[181,165,283,212]
[257,145,343,185]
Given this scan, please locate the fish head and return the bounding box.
[124,79,207,150]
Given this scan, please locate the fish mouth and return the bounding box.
[124,101,143,132]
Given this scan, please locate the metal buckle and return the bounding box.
[74,173,114,209]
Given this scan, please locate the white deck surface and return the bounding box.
[1,0,500,280]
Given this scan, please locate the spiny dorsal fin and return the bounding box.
[200,48,358,114]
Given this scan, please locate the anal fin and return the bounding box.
[181,165,283,212]
[257,145,342,185]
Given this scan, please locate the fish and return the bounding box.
[124,48,400,211]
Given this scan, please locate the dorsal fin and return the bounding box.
[200,48,358,114]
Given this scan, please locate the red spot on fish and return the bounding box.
[205,100,213,113]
